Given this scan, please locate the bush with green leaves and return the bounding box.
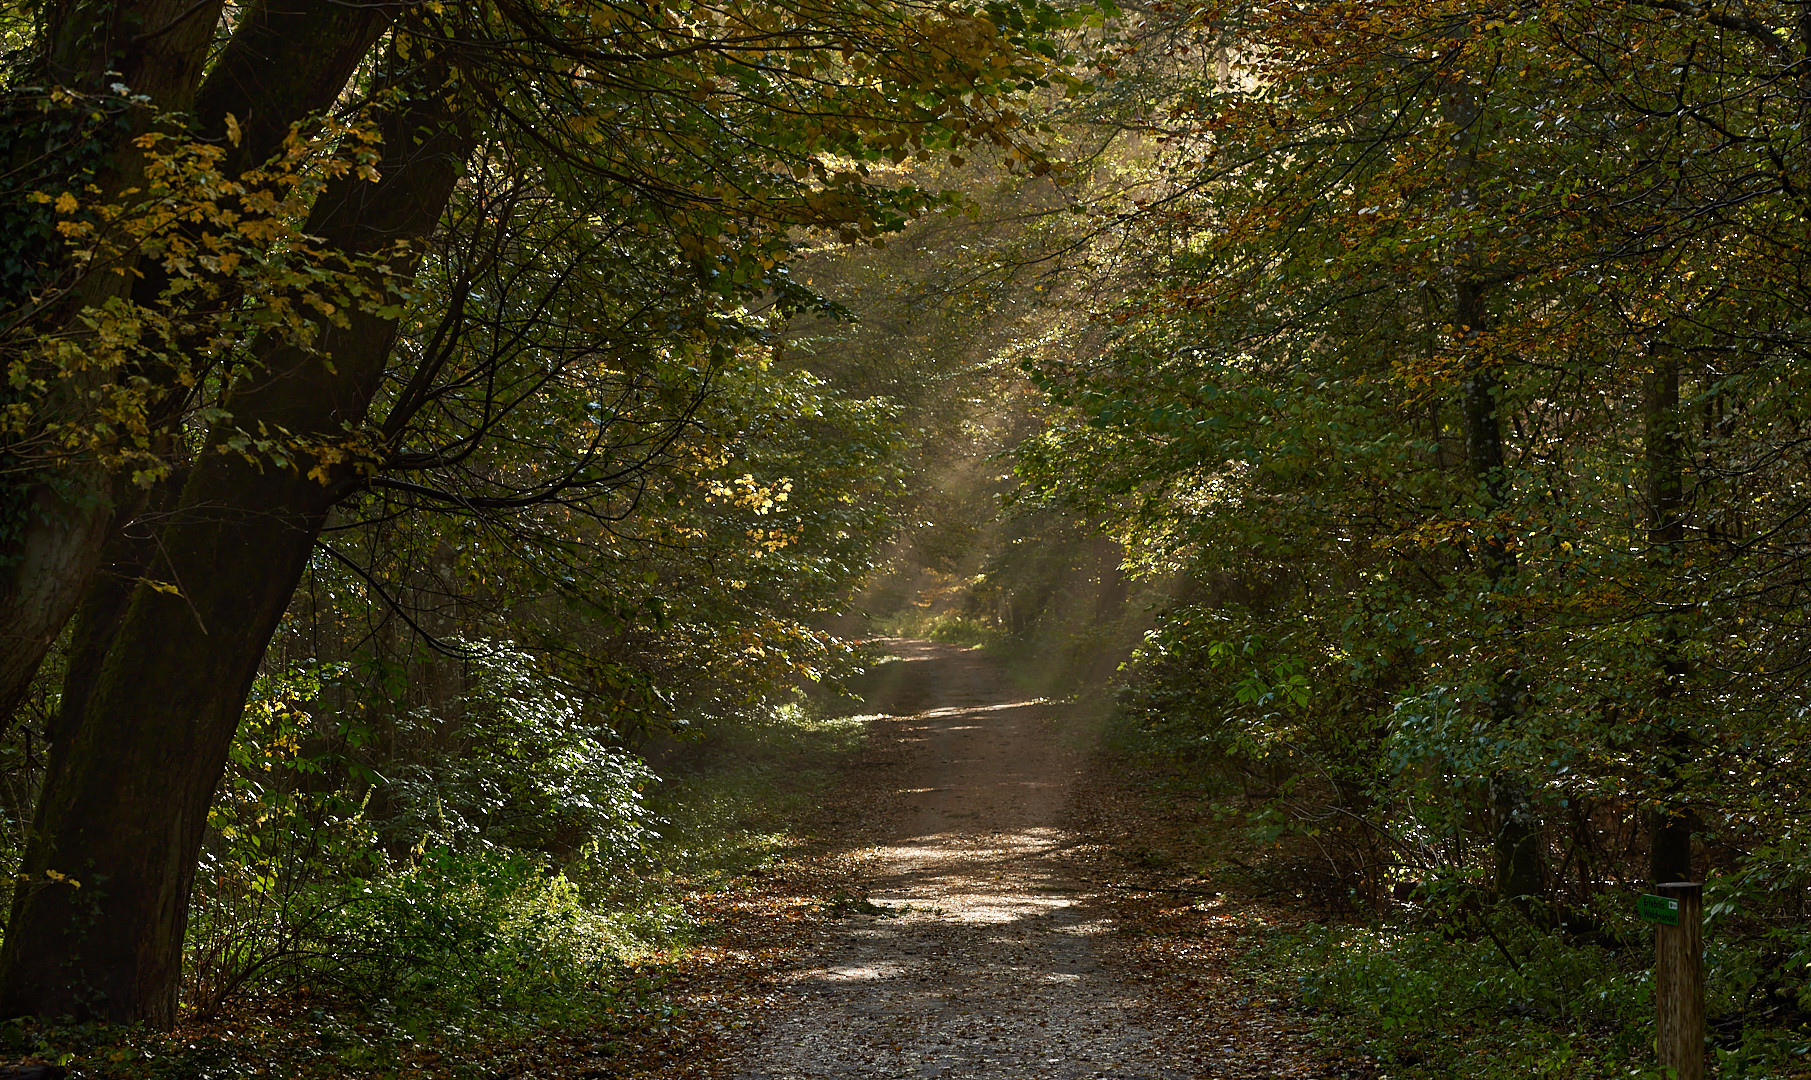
[1259,891,1811,1080]
[373,639,656,871]
[185,643,658,1016]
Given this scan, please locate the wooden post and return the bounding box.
[1655,881,1704,1080]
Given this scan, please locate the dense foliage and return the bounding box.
[9,0,1811,1072]
[0,0,1088,1035]
[1010,0,1811,1071]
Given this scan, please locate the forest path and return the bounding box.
[661,640,1332,1080]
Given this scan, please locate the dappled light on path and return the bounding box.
[659,639,1332,1080]
[725,641,1201,1080]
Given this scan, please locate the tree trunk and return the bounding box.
[192,1,396,176]
[0,67,472,1025]
[1459,279,1541,902]
[0,0,226,724]
[1645,345,1692,884]
[0,480,117,725]
[34,1,222,99]
[0,1,393,726]
[1442,42,1542,905]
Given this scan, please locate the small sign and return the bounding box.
[1638,893,1681,925]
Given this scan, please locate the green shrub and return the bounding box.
[1261,914,1644,1078]
[1258,899,1811,1080]
[186,645,659,1015]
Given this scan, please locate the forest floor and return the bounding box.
[635,639,1360,1080]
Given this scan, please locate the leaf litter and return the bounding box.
[642,640,1360,1080]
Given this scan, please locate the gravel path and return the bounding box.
[638,637,1338,1080]
[729,639,1192,1080]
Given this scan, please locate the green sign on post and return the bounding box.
[1638,893,1681,925]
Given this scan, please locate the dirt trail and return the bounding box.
[686,640,1329,1080]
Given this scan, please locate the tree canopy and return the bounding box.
[0,0,1085,1024]
[10,0,1811,1071]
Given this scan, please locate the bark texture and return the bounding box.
[37,0,225,105]
[0,68,472,1024]
[194,1,396,175]
[1654,882,1705,1080]
[0,1,394,727]
[1645,349,1693,884]
[0,0,226,726]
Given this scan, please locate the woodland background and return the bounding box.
[2,0,1811,1076]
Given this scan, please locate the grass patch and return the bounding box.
[645,698,873,883]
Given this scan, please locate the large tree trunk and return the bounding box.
[0,66,471,1025]
[1457,278,1541,903]
[191,1,397,176]
[0,1,393,725]
[0,0,226,724]
[33,0,222,97]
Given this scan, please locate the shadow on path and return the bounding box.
[729,639,1196,1080]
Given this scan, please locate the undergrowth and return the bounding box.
[1249,912,1811,1080]
[647,699,872,883]
[1105,708,1811,1080]
[2,695,871,1079]
[869,608,1003,650]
